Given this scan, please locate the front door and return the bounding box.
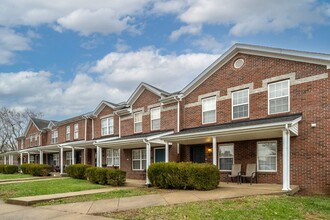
[191,145,205,163]
[154,148,165,163]
[75,150,81,164]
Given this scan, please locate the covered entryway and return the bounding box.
[190,145,205,163]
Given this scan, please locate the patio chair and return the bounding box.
[240,163,257,185]
[227,164,241,184]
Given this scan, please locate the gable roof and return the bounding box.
[126,82,170,105]
[93,100,118,116]
[23,118,50,136]
[181,43,330,96]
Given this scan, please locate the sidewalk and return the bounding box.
[39,183,298,215]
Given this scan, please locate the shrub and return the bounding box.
[19,164,52,176]
[86,167,126,186]
[65,164,92,179]
[107,169,126,186]
[4,165,18,174]
[148,162,220,190]
[0,165,5,173]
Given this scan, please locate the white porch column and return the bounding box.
[84,148,86,165]
[4,155,7,165]
[27,152,30,164]
[71,147,75,165]
[212,136,217,166]
[39,150,43,164]
[96,146,102,167]
[282,128,291,191]
[20,153,23,165]
[60,147,64,174]
[165,142,169,162]
[146,142,151,185]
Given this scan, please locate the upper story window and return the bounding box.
[51,130,58,144]
[219,144,234,171]
[134,111,142,133]
[232,89,249,119]
[74,123,79,139]
[268,80,290,114]
[257,141,277,172]
[66,125,70,141]
[101,117,114,136]
[150,107,160,131]
[34,134,38,145]
[29,135,33,147]
[202,96,216,124]
[21,139,24,150]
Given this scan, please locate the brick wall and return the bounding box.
[94,105,119,139]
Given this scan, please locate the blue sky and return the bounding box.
[0,0,329,120]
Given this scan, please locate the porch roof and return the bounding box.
[19,144,60,154]
[96,130,174,149]
[162,113,302,144]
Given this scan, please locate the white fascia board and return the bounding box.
[60,140,94,147]
[94,136,120,143]
[146,131,174,141]
[162,119,300,141]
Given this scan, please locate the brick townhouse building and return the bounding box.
[1,44,329,194]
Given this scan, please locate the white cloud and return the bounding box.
[193,36,224,53]
[169,24,202,41]
[0,28,31,64]
[174,0,328,36]
[0,48,219,119]
[152,0,188,14]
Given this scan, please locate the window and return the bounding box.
[66,126,70,140]
[66,152,72,165]
[29,135,33,147]
[268,80,290,114]
[21,139,24,150]
[101,117,114,136]
[257,141,277,172]
[30,155,35,163]
[202,96,216,124]
[232,89,249,119]
[106,149,120,166]
[53,154,59,166]
[74,123,79,139]
[132,149,146,170]
[51,130,58,144]
[151,107,160,130]
[134,111,142,133]
[219,144,234,171]
[34,134,38,146]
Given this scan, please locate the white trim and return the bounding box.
[218,144,234,171]
[232,88,249,120]
[257,140,277,172]
[150,107,161,131]
[202,96,217,124]
[74,123,79,139]
[101,117,114,136]
[153,147,165,163]
[66,125,70,141]
[134,111,143,133]
[268,80,290,115]
[92,101,117,116]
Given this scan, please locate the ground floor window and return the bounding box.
[106,149,120,166]
[53,154,59,166]
[154,148,165,163]
[66,152,72,165]
[257,141,277,172]
[132,149,146,170]
[218,144,234,171]
[30,155,35,163]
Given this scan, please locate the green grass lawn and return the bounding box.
[0,173,34,180]
[36,188,157,206]
[0,178,106,200]
[102,195,330,220]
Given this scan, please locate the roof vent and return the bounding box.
[234,58,245,69]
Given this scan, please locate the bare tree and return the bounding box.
[0,107,43,152]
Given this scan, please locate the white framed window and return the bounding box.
[202,96,216,124]
[106,149,120,166]
[132,149,146,170]
[219,144,234,171]
[232,89,249,119]
[53,154,59,166]
[101,117,114,136]
[268,80,290,114]
[34,134,38,145]
[151,107,160,131]
[66,151,72,165]
[74,123,79,139]
[66,125,70,141]
[29,135,33,147]
[21,139,24,150]
[51,130,58,144]
[134,111,142,133]
[30,155,35,163]
[257,141,277,172]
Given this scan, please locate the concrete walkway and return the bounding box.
[39,183,298,215]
